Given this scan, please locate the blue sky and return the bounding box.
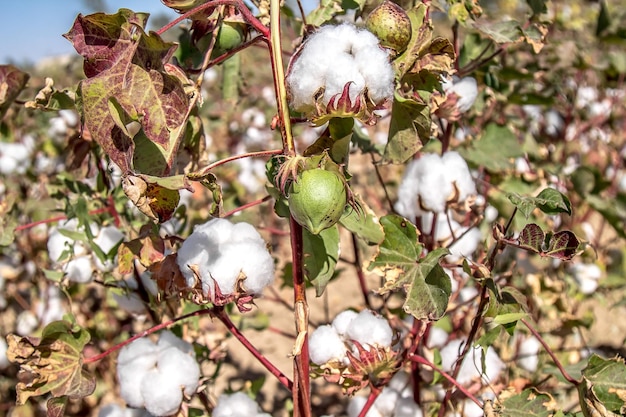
[0,2,182,63]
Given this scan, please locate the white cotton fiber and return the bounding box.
[331,309,358,337]
[346,310,393,349]
[176,218,275,299]
[117,332,200,415]
[140,369,183,416]
[287,23,394,113]
[213,392,264,417]
[308,325,348,365]
[440,339,504,386]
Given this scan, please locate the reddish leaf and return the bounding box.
[66,9,189,176]
[0,65,30,119]
[544,230,580,261]
[518,223,544,253]
[47,396,68,417]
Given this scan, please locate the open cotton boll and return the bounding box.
[0,337,9,369]
[157,347,200,397]
[441,151,476,202]
[98,403,152,417]
[63,255,93,283]
[286,23,394,113]
[308,324,348,365]
[348,396,384,417]
[117,338,159,408]
[331,309,359,337]
[176,218,274,299]
[569,262,603,295]
[94,226,124,254]
[440,339,504,386]
[140,369,183,416]
[346,310,393,349]
[518,336,541,372]
[213,392,266,417]
[394,397,423,417]
[442,76,478,113]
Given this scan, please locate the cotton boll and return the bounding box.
[16,311,38,335]
[157,347,200,396]
[373,385,400,415]
[518,336,541,372]
[441,151,476,202]
[157,330,194,355]
[286,23,393,113]
[213,392,264,417]
[569,262,603,294]
[458,399,483,417]
[47,227,75,262]
[36,286,66,325]
[415,154,452,213]
[113,291,146,314]
[427,326,449,349]
[443,77,478,113]
[176,219,274,299]
[346,310,393,349]
[309,325,348,365]
[64,255,93,283]
[440,339,504,385]
[118,339,159,408]
[347,396,384,417]
[94,226,124,254]
[331,309,358,337]
[140,368,183,416]
[394,397,423,417]
[98,404,151,417]
[446,227,482,263]
[0,337,9,369]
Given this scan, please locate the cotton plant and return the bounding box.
[116,330,200,416]
[439,338,505,386]
[435,76,478,121]
[308,309,397,393]
[176,218,275,307]
[212,392,271,417]
[47,219,125,283]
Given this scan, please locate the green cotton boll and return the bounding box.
[288,168,348,235]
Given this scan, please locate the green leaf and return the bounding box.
[460,124,523,172]
[306,0,344,27]
[474,20,524,44]
[526,0,547,15]
[0,65,30,119]
[339,195,384,245]
[384,93,429,164]
[6,321,95,405]
[493,312,528,326]
[369,216,451,320]
[534,188,572,216]
[404,248,452,320]
[303,225,340,296]
[580,354,626,416]
[490,389,556,416]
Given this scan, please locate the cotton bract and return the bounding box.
[286,23,394,115]
[176,218,274,298]
[116,331,200,416]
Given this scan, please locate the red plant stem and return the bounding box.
[351,233,371,309]
[521,318,579,386]
[156,0,270,38]
[222,195,272,218]
[197,149,283,176]
[213,307,294,390]
[411,354,482,407]
[289,216,312,417]
[84,307,215,364]
[358,389,382,417]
